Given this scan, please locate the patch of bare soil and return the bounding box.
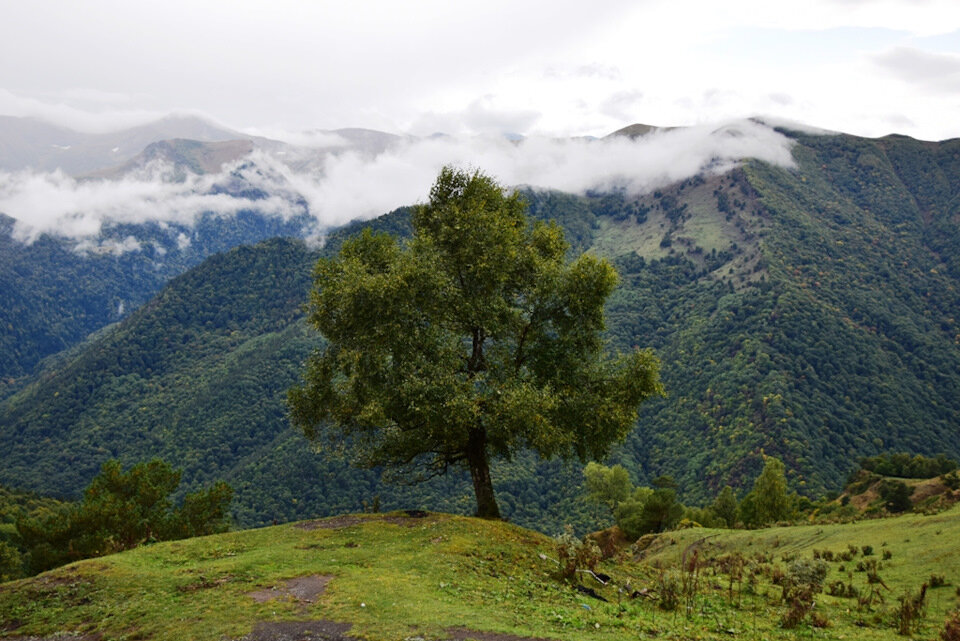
[238,620,356,641]
[178,574,234,592]
[911,477,949,503]
[248,574,333,605]
[447,627,561,641]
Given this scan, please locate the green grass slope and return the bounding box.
[2,508,960,640]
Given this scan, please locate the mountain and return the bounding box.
[1,126,960,532]
[0,119,327,391]
[606,122,661,139]
[0,114,252,175]
[0,216,598,532]
[83,138,256,179]
[0,207,316,396]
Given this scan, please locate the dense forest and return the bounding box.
[0,207,315,396]
[1,128,959,533]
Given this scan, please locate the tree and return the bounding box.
[583,462,632,516]
[17,459,232,575]
[878,479,913,513]
[638,488,684,533]
[289,167,662,518]
[711,485,738,528]
[742,456,794,526]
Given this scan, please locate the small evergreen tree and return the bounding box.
[712,485,739,527]
[637,488,683,534]
[742,456,794,526]
[614,487,654,539]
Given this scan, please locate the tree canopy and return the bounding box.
[289,166,662,518]
[15,459,232,575]
[739,456,795,527]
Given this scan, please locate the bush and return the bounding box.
[894,584,927,636]
[658,571,681,611]
[827,580,859,599]
[555,526,601,581]
[942,609,960,641]
[878,480,913,513]
[943,471,960,491]
[780,559,829,628]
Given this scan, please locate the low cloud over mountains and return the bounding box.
[0,116,798,249]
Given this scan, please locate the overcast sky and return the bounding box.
[1,0,959,140]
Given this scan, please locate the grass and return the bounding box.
[2,508,960,640]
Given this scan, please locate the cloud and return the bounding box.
[238,127,351,149]
[600,90,645,122]
[544,63,622,81]
[0,89,166,134]
[0,155,305,243]
[871,47,960,93]
[0,119,797,248]
[410,97,542,137]
[275,118,797,227]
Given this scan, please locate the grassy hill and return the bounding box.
[2,507,960,640]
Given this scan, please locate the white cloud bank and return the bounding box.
[0,119,797,248]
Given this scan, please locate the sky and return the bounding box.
[2,0,959,141]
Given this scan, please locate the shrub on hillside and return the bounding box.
[878,480,913,513]
[555,526,601,581]
[942,609,960,641]
[780,559,829,629]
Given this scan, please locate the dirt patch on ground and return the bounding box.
[447,627,561,641]
[911,478,949,503]
[27,569,90,589]
[178,574,234,592]
[238,620,356,641]
[249,574,333,605]
[294,511,435,531]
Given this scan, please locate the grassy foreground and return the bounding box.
[2,508,960,640]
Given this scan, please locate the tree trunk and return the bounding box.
[466,428,501,519]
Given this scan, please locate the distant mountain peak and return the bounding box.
[82,138,255,180]
[606,123,663,139]
[0,115,252,175]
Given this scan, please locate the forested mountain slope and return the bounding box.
[2,128,959,531]
[0,210,314,395]
[617,131,960,498]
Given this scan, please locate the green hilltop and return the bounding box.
[1,128,960,531]
[3,506,960,640]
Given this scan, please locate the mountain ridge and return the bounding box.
[1,126,959,532]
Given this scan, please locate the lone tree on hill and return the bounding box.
[289,167,662,518]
